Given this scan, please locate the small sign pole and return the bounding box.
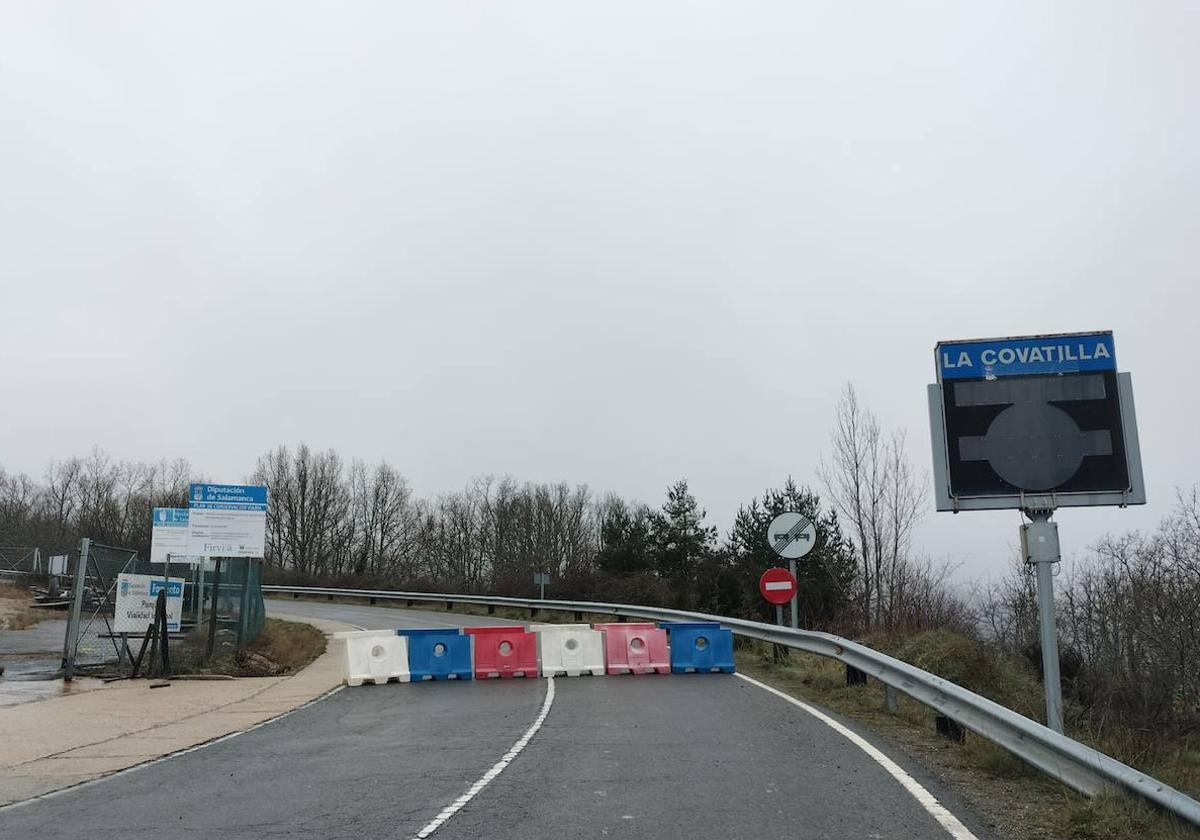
[788,558,799,629]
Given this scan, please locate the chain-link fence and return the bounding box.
[0,546,41,577]
[51,541,267,677]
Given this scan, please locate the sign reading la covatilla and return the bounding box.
[928,330,1145,511]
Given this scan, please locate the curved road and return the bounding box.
[0,600,993,840]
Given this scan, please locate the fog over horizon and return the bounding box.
[3,3,1197,585]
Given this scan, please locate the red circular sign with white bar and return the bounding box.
[758,567,798,605]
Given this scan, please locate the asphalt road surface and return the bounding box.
[0,600,993,840]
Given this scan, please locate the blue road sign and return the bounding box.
[189,484,268,511]
[936,331,1116,381]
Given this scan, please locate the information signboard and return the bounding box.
[114,573,184,633]
[150,508,197,564]
[186,484,268,558]
[929,331,1145,511]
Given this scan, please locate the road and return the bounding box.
[0,600,992,840]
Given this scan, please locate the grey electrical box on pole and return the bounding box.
[927,331,1144,735]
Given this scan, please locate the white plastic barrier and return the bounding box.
[333,629,411,686]
[530,623,606,677]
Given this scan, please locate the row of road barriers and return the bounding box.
[334,621,735,686]
[266,585,1200,828]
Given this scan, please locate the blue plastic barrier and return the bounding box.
[397,628,473,680]
[660,622,735,674]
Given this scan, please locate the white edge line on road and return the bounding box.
[736,673,979,840]
[410,676,556,840]
[0,622,365,814]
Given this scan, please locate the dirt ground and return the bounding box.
[0,584,46,631]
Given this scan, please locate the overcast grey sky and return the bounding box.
[2,2,1197,582]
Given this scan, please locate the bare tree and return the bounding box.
[819,384,927,629]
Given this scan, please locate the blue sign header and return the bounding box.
[150,579,184,597]
[937,332,1116,380]
[152,508,188,527]
[189,484,268,511]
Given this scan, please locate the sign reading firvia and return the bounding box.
[186,483,268,558]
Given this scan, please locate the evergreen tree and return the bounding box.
[595,498,654,576]
[649,479,717,594]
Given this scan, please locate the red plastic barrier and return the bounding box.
[594,623,669,675]
[464,626,538,678]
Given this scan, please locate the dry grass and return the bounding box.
[245,618,326,672]
[156,617,327,678]
[0,582,45,630]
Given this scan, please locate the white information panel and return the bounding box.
[114,573,184,633]
[150,508,200,565]
[186,484,268,558]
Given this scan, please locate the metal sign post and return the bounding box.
[765,512,817,629]
[533,572,550,600]
[929,330,1145,735]
[1023,511,1064,732]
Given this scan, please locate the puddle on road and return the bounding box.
[0,676,104,707]
[0,659,104,707]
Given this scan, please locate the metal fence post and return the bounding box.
[62,538,90,682]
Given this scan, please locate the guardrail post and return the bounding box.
[326,593,334,601]
[406,599,414,607]
[530,607,538,619]
[370,597,376,605]
[487,605,495,615]
[292,592,299,599]
[574,611,583,622]
[846,664,868,686]
[446,601,454,611]
[935,715,966,742]
[884,685,899,714]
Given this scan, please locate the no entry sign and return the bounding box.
[759,567,798,606]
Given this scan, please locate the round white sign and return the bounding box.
[766,512,818,560]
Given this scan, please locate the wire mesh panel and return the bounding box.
[56,542,268,677]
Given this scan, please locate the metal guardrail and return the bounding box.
[263,584,1200,829]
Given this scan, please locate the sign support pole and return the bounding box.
[205,559,222,662]
[1024,510,1064,734]
[788,558,799,629]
